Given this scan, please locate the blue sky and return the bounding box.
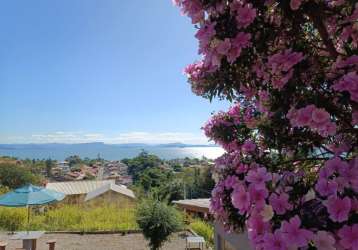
[0,0,229,144]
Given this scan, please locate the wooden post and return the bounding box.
[0,241,7,250]
[47,240,56,250]
[31,239,37,250]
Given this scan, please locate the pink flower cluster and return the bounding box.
[201,31,252,70]
[316,157,358,221]
[175,0,257,75]
[287,105,337,137]
[202,103,262,152]
[210,156,358,250]
[195,22,216,55]
[266,50,305,89]
[184,61,205,82]
[290,0,303,10]
[184,61,208,95]
[231,3,257,28]
[173,0,204,24]
[332,72,358,102]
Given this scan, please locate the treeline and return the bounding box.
[122,151,215,203]
[0,157,44,190]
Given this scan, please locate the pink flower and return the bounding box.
[296,105,315,126]
[227,32,251,63]
[184,61,206,82]
[216,38,231,56]
[333,72,358,102]
[175,0,204,24]
[269,193,292,215]
[247,213,269,245]
[195,22,216,54]
[246,167,271,188]
[235,4,256,28]
[315,179,338,197]
[325,157,348,175]
[242,140,256,153]
[267,50,304,74]
[325,195,351,222]
[295,105,314,126]
[281,215,313,247]
[263,230,287,250]
[266,49,304,90]
[335,55,358,68]
[313,231,336,250]
[339,165,357,183]
[223,175,240,190]
[338,225,358,250]
[249,185,268,209]
[231,184,251,214]
[290,0,303,10]
[352,111,358,126]
[280,216,313,248]
[236,163,248,174]
[311,108,330,125]
[288,105,336,137]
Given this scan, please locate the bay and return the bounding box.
[0,143,225,161]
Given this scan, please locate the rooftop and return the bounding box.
[173,198,210,213]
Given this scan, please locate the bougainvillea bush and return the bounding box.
[174,0,358,249]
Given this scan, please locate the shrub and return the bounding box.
[0,185,9,195]
[190,219,214,247]
[136,200,183,250]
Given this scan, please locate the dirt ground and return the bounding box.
[0,232,208,250]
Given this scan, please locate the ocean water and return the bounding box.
[0,145,225,161]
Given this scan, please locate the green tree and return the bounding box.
[171,164,183,172]
[195,166,215,198]
[136,199,183,250]
[157,179,184,203]
[65,155,82,167]
[0,163,40,189]
[179,166,214,199]
[45,158,55,177]
[123,151,162,183]
[138,167,173,191]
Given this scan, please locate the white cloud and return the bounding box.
[111,132,208,144]
[0,131,210,145]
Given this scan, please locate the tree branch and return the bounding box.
[306,8,339,58]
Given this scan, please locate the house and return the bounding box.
[65,171,85,181]
[173,198,210,218]
[46,180,136,208]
